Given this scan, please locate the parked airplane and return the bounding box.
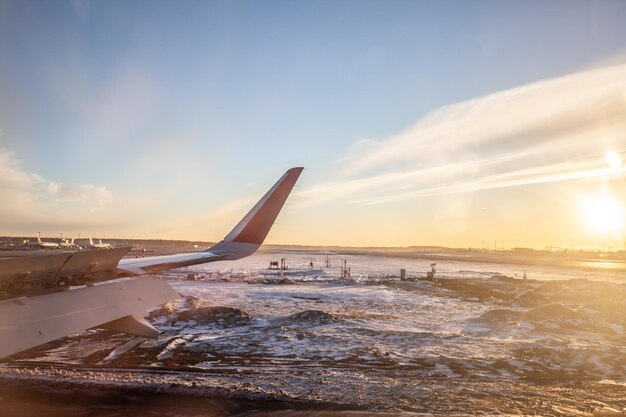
[0,167,303,358]
[89,237,114,249]
[35,232,60,249]
[59,238,78,249]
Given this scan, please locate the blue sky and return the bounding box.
[1,0,626,248]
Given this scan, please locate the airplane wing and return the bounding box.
[0,247,132,300]
[0,167,303,359]
[117,166,303,275]
[0,277,177,358]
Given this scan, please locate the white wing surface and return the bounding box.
[0,277,177,358]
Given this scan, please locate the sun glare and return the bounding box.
[583,195,624,237]
[605,151,623,169]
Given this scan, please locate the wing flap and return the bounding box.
[0,277,177,358]
[99,315,160,338]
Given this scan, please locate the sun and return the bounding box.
[583,195,624,237]
[605,151,623,169]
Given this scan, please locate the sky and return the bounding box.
[1,0,626,249]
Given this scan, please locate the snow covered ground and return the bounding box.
[1,251,625,415]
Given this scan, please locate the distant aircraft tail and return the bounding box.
[208,167,303,260]
[37,232,42,244]
[89,237,94,246]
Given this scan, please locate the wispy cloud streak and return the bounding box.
[350,157,624,205]
[298,64,626,206]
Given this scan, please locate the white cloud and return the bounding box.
[298,64,626,206]
[0,148,117,233]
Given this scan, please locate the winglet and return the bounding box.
[208,167,303,259]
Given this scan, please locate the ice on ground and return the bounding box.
[2,251,625,414]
